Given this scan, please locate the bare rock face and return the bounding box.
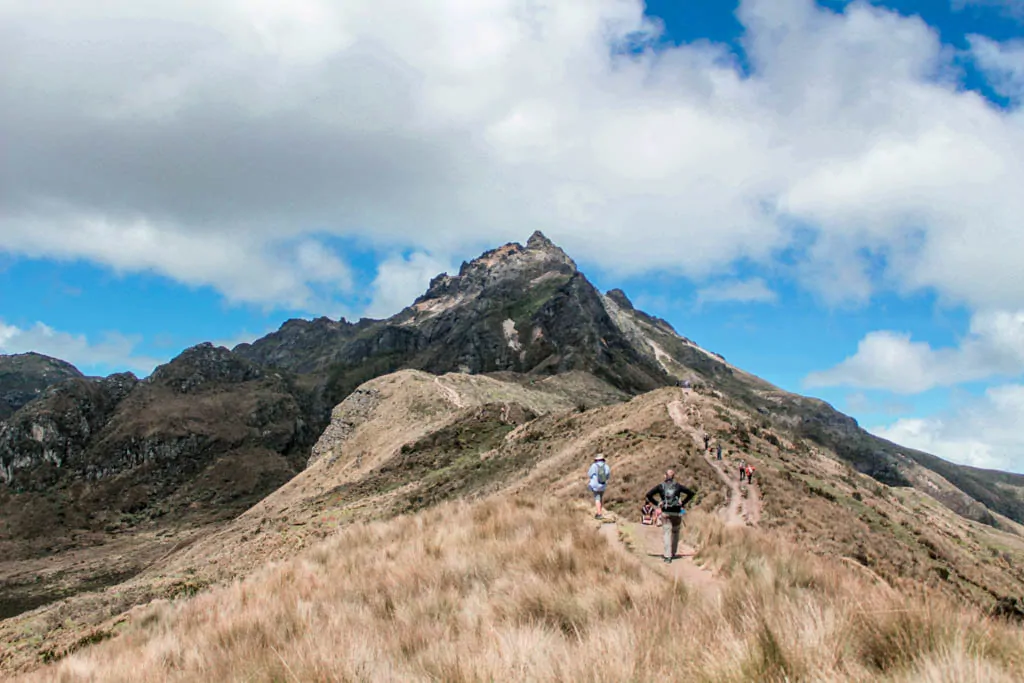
[0,344,322,562]
[0,372,138,489]
[308,386,381,468]
[235,231,670,407]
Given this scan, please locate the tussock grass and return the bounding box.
[23,498,1024,683]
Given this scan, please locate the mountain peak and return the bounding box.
[416,233,577,306]
[150,342,263,393]
[606,288,634,311]
[525,230,574,263]
[0,352,84,419]
[526,230,554,250]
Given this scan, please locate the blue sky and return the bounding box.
[2,0,1024,472]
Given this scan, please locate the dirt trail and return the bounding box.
[668,394,760,528]
[434,375,465,408]
[598,517,721,600]
[744,477,762,525]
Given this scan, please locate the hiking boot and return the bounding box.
[595,513,602,519]
[663,557,672,564]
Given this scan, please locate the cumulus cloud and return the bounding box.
[970,34,1024,101]
[805,310,1024,393]
[696,278,778,306]
[0,320,161,375]
[1,0,1024,313]
[870,384,1024,473]
[0,214,354,307]
[364,252,455,319]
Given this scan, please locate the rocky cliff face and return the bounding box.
[0,343,322,560]
[0,352,84,420]
[0,372,138,488]
[235,231,672,406]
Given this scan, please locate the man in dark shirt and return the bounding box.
[645,469,696,563]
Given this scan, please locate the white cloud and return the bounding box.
[969,34,1024,101]
[805,310,1024,393]
[870,384,1024,473]
[0,214,354,308]
[0,320,161,375]
[364,252,455,319]
[954,1,1024,20]
[1,0,1024,313]
[695,278,778,306]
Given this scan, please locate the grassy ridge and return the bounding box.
[24,497,1024,683]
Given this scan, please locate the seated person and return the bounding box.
[641,501,657,525]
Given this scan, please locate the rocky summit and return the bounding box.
[2,232,1024,672]
[0,353,84,420]
[235,231,674,407]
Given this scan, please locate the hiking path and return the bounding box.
[667,393,761,527]
[598,517,721,600]
[434,375,465,408]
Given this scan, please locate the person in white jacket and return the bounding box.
[587,454,611,519]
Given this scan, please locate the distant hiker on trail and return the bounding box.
[703,434,710,451]
[739,460,747,482]
[587,454,611,519]
[641,501,657,525]
[745,465,755,485]
[645,469,696,564]
[716,443,723,460]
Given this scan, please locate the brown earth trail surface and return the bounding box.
[667,395,758,528]
[598,515,722,601]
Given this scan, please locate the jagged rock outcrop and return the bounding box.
[235,231,671,406]
[148,342,263,392]
[0,352,84,419]
[0,345,323,560]
[0,372,138,488]
[233,318,369,375]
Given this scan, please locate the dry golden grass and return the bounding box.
[20,495,1024,683]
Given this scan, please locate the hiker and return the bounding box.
[746,465,755,485]
[587,454,611,519]
[645,469,696,563]
[641,501,657,525]
[703,433,710,451]
[739,460,747,481]
[716,443,723,460]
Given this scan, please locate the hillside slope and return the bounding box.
[4,371,1022,676]
[5,372,1023,680]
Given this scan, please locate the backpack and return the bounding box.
[596,463,609,485]
[661,481,683,510]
